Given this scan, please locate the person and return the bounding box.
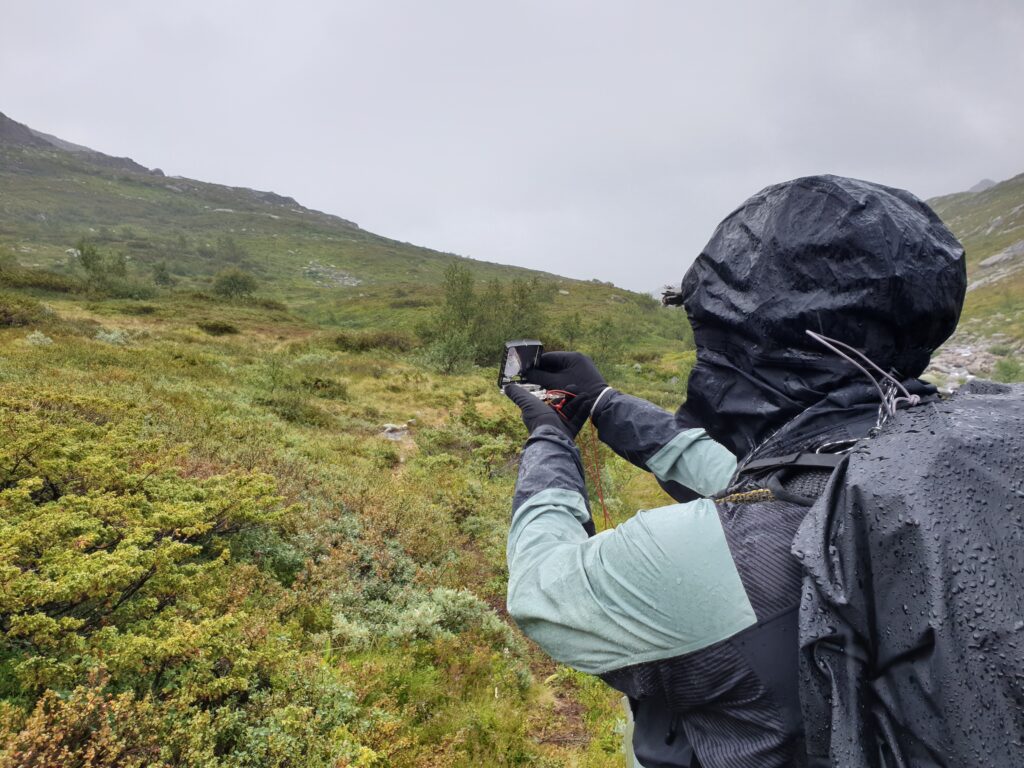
[503,174,967,768]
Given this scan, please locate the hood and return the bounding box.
[678,175,966,458]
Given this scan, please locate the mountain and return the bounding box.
[2,109,1021,367]
[0,110,670,335]
[923,174,1024,382]
[928,174,1024,331]
[967,178,996,194]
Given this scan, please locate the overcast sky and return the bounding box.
[2,1,1023,291]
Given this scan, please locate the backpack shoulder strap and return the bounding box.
[736,451,845,479]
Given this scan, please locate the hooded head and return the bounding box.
[678,175,966,458]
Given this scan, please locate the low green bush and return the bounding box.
[0,294,46,327]
[256,393,333,426]
[334,329,415,353]
[0,266,80,294]
[302,376,349,400]
[212,268,256,299]
[0,388,366,766]
[197,320,240,336]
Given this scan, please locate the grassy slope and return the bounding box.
[0,287,690,766]
[928,173,1024,343]
[0,140,685,340]
[928,172,1024,272]
[0,129,695,764]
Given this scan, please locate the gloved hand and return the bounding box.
[521,352,609,436]
[504,383,573,437]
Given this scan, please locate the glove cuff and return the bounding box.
[589,386,615,423]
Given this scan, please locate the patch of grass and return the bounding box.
[993,357,1024,382]
[0,264,81,293]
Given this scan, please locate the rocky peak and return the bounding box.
[0,111,52,148]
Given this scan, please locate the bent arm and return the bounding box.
[507,494,756,674]
[506,424,754,675]
[593,390,737,499]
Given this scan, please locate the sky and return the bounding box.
[2,1,1023,292]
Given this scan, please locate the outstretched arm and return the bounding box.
[522,351,737,501]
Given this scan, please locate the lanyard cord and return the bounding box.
[805,330,921,426]
[581,422,611,530]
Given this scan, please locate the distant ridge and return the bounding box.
[0,109,354,228]
[0,110,152,174]
[968,178,997,194]
[0,111,52,148]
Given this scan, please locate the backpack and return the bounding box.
[791,380,1024,767]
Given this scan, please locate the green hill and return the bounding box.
[925,174,1024,383]
[0,110,685,340]
[0,111,689,767]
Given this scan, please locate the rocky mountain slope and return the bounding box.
[925,173,1024,384]
[1,110,668,336]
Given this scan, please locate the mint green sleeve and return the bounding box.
[646,428,736,497]
[591,390,736,499]
[506,489,756,675]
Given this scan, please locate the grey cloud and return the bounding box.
[2,0,1022,290]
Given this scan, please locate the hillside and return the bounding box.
[0,112,690,767]
[0,111,679,338]
[925,173,1024,383]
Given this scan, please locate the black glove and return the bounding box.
[521,352,609,436]
[504,383,573,437]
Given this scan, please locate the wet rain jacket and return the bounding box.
[793,378,1024,767]
[507,175,978,767]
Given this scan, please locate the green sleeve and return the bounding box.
[506,489,756,675]
[646,428,736,497]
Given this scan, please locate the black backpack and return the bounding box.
[790,380,1024,767]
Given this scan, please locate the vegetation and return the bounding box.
[213,267,258,299]
[0,264,693,765]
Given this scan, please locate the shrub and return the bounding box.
[95,328,131,345]
[212,268,257,299]
[24,330,53,346]
[256,393,332,426]
[0,265,80,294]
[302,376,349,400]
[197,320,239,336]
[0,677,165,768]
[422,329,476,374]
[0,294,46,327]
[0,390,377,765]
[334,329,415,353]
[388,588,519,651]
[152,261,175,287]
[0,396,287,693]
[420,264,554,368]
